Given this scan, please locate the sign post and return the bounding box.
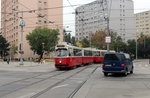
[105,36,111,52]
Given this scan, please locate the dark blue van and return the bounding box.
[102,53,134,76]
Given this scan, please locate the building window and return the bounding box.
[38,1,42,4]
[44,2,47,5]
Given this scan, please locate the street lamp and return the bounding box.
[135,32,139,60]
[19,17,25,65]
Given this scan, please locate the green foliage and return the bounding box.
[10,44,18,59]
[111,36,127,52]
[64,32,76,45]
[137,35,150,58]
[71,36,76,45]
[0,35,10,58]
[82,38,90,48]
[10,44,18,54]
[125,35,150,59]
[126,40,136,58]
[64,32,71,43]
[26,27,59,59]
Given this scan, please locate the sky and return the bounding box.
[63,0,150,36]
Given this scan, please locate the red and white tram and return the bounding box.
[55,42,115,69]
[93,50,115,63]
[55,42,82,69]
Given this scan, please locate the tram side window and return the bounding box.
[84,50,92,56]
[69,48,72,56]
[93,51,100,56]
[73,49,82,56]
[101,52,106,56]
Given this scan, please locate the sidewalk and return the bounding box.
[0,61,56,72]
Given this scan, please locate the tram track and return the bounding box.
[0,69,57,88]
[30,65,95,98]
[67,66,98,98]
[29,65,98,98]
[0,69,67,97]
[1,65,95,98]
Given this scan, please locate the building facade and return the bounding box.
[1,0,63,59]
[75,0,135,41]
[135,10,150,36]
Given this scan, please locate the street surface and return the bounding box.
[0,60,149,98]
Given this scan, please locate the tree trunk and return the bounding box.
[38,52,43,62]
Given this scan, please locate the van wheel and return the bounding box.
[104,72,108,76]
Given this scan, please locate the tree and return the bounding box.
[75,41,83,47]
[91,30,106,49]
[26,27,59,61]
[71,36,76,45]
[0,35,10,58]
[64,31,71,43]
[82,38,90,48]
[126,39,136,58]
[111,36,127,52]
[10,44,18,59]
[137,35,150,58]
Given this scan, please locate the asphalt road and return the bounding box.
[0,60,149,98]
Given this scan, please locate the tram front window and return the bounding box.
[56,49,68,57]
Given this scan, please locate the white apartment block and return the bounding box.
[75,0,135,41]
[135,11,150,36]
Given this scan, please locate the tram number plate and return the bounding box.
[105,64,111,66]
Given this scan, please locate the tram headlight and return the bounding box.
[59,59,62,63]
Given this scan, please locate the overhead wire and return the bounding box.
[1,1,150,33]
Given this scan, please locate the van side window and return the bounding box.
[120,54,126,61]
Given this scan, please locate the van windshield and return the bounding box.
[104,54,120,61]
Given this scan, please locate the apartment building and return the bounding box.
[75,0,135,41]
[135,10,150,36]
[1,0,63,58]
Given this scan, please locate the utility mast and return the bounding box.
[99,0,111,52]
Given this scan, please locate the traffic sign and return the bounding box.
[105,36,111,44]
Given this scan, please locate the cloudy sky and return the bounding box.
[63,0,150,35]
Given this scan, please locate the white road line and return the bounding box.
[17,92,36,98]
[145,64,149,67]
[52,84,69,90]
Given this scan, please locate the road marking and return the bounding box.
[76,80,83,83]
[52,84,69,90]
[17,92,36,98]
[145,64,149,67]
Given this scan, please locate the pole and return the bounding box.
[20,26,23,65]
[19,11,25,65]
[107,43,109,52]
[106,18,110,53]
[136,35,138,60]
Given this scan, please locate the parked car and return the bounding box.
[102,53,134,76]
